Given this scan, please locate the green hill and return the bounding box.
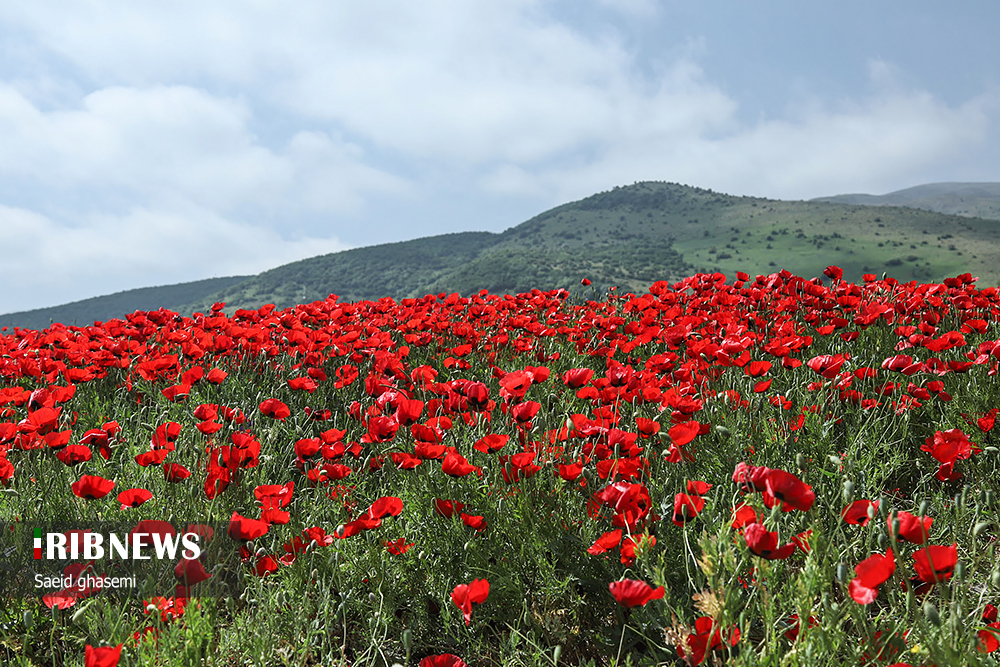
[813,182,1000,220]
[0,276,250,331]
[6,181,1000,328]
[188,182,1000,313]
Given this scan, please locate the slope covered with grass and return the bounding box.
[8,182,1000,328]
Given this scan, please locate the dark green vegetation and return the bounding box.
[814,182,1000,221]
[6,181,1000,328]
[0,277,251,332]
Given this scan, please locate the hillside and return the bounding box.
[812,182,1000,220]
[0,276,250,331]
[188,182,1000,313]
[6,181,1000,328]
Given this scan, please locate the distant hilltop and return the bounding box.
[812,182,1000,220]
[4,180,1000,330]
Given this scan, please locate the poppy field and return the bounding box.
[2,267,1000,666]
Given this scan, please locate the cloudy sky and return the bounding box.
[1,1,998,312]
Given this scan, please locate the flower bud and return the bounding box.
[923,601,940,626]
[842,480,854,505]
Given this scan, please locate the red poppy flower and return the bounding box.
[433,499,465,518]
[71,475,115,500]
[260,507,290,525]
[499,371,532,400]
[824,265,844,281]
[441,451,481,477]
[366,415,399,443]
[196,421,223,435]
[510,401,541,424]
[842,499,877,526]
[193,403,218,421]
[0,457,13,486]
[451,578,490,625]
[56,444,92,466]
[174,558,212,586]
[460,513,487,532]
[366,496,404,520]
[677,616,740,665]
[913,543,958,583]
[849,549,895,604]
[672,493,706,527]
[206,368,227,384]
[251,555,279,577]
[151,421,182,450]
[390,452,423,469]
[84,643,123,667]
[593,481,652,528]
[586,529,623,555]
[806,354,846,379]
[557,460,584,481]
[743,523,797,560]
[619,534,655,566]
[732,462,770,493]
[288,376,318,393]
[782,614,818,642]
[258,398,291,420]
[81,427,114,459]
[118,488,152,509]
[922,429,974,461]
[135,449,169,467]
[163,463,191,482]
[562,368,594,388]
[609,578,664,608]
[384,538,414,555]
[686,480,712,495]
[161,384,190,402]
[228,512,269,540]
[668,421,700,448]
[980,610,1000,653]
[731,503,758,530]
[473,433,508,454]
[419,655,467,667]
[762,468,815,512]
[889,511,932,544]
[255,481,294,509]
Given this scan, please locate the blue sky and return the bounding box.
[1,1,998,312]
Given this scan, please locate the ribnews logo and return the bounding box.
[2,521,239,601]
[31,526,203,561]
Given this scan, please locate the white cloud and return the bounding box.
[0,83,407,214]
[0,1,997,311]
[0,81,409,310]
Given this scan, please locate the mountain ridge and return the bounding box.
[812,181,1000,220]
[5,180,1000,330]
